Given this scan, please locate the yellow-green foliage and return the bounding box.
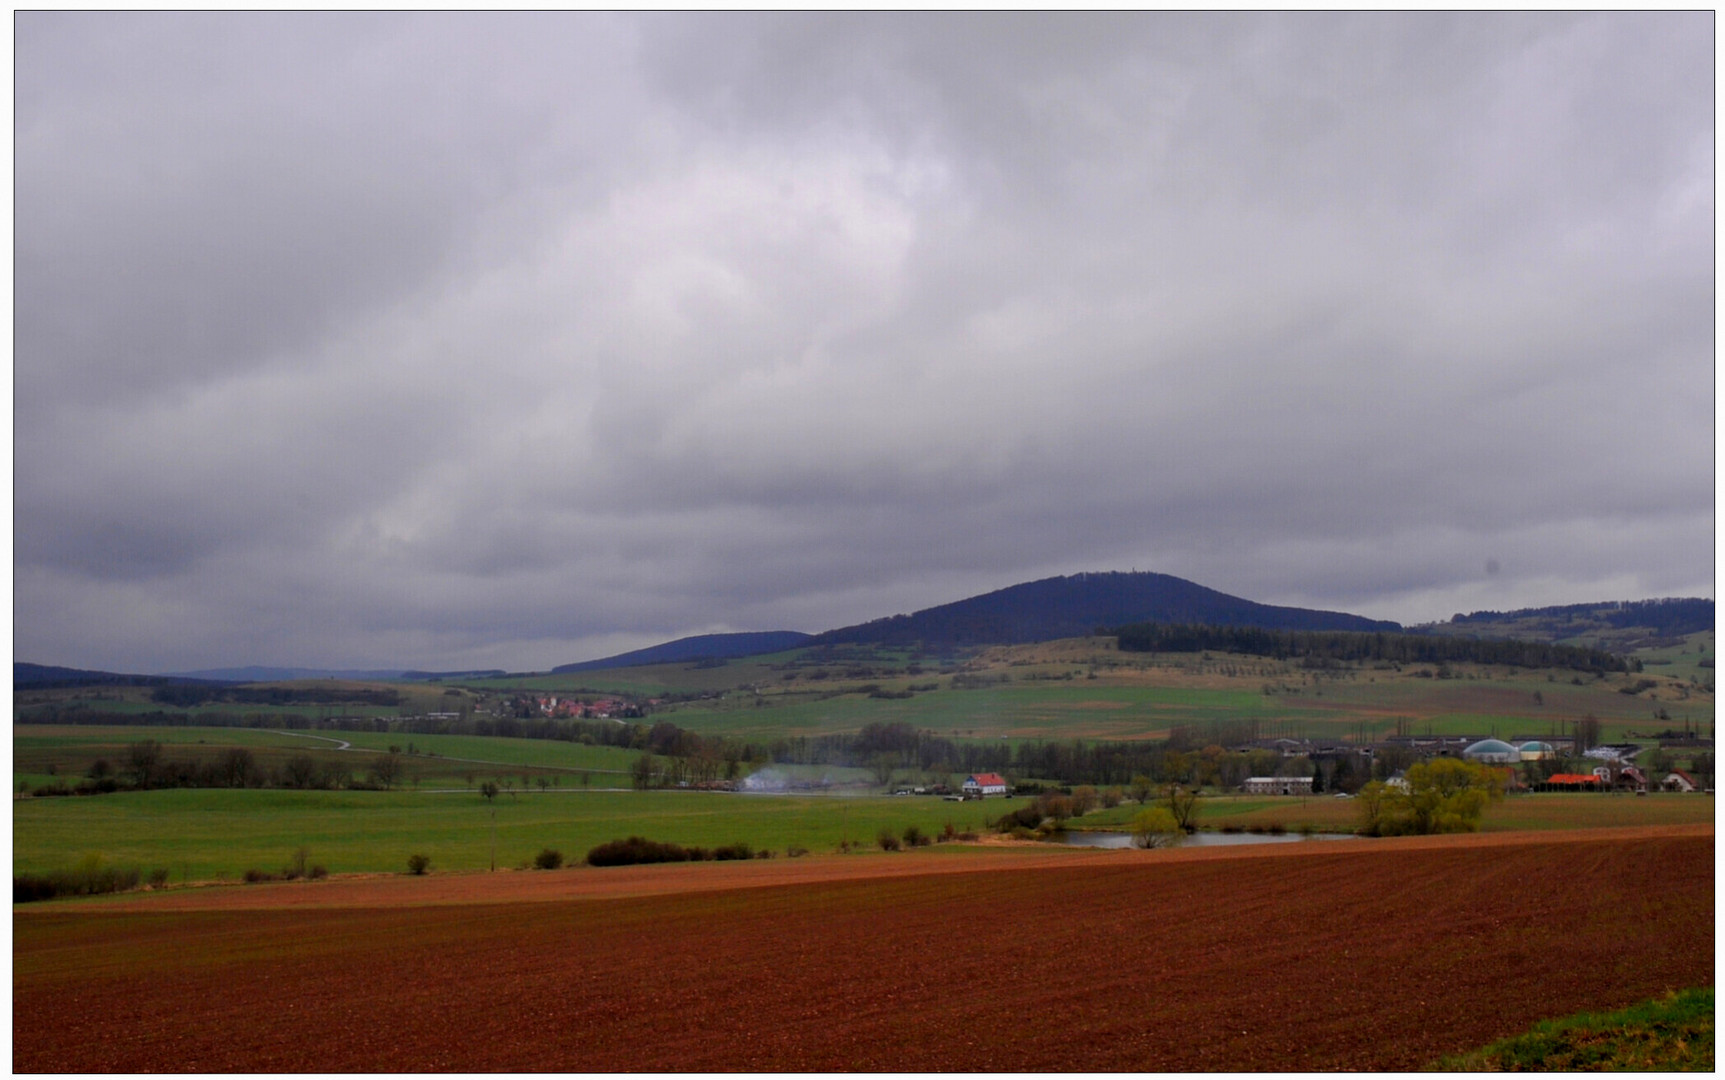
[1130,806,1180,847]
[1357,758,1504,836]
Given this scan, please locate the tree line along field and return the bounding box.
[13,827,1712,1072]
[13,724,647,791]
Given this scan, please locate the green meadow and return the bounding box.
[12,787,1002,881]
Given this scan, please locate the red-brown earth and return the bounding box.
[13,825,1712,1071]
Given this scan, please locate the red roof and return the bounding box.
[1546,773,1600,785]
[968,773,1007,786]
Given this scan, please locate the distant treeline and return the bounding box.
[1450,598,1713,637]
[1111,622,1629,673]
[148,685,405,708]
[19,709,1356,790]
[14,663,222,691]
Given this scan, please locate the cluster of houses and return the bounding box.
[1234,735,1707,796]
[949,738,1710,800]
[532,695,629,720]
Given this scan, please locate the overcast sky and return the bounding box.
[15,12,1715,674]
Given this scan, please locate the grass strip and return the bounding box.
[1432,988,1713,1071]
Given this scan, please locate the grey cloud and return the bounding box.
[15,12,1712,672]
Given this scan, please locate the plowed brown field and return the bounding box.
[14,825,1712,1072]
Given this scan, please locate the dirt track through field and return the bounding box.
[14,825,1712,1071]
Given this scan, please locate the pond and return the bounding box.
[1060,829,1359,849]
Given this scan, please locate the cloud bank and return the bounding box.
[15,12,1713,672]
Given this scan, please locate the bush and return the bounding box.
[995,803,1045,832]
[533,848,565,870]
[903,825,930,847]
[14,862,142,903]
[586,836,694,867]
[713,842,753,861]
[284,846,312,880]
[407,853,431,875]
[1132,807,1181,848]
[877,829,902,852]
[243,868,278,883]
[786,845,809,858]
[148,867,171,888]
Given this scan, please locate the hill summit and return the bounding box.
[810,570,1401,648]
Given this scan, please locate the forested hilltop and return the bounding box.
[812,571,1400,648]
[1423,598,1713,654]
[1112,622,1630,673]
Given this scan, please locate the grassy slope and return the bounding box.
[629,637,1712,744]
[1433,987,1713,1071]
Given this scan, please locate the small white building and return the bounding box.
[1242,776,1314,796]
[1663,770,1698,793]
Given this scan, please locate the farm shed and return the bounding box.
[1461,739,1519,764]
[962,773,1008,797]
[1539,773,1601,791]
[1242,776,1313,796]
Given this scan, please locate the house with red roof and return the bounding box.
[1662,769,1699,793]
[1540,773,1602,791]
[962,772,1008,797]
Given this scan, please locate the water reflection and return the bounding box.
[1061,829,1358,849]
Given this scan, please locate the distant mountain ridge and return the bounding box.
[553,631,814,674]
[15,663,230,689]
[810,571,1402,648]
[1423,597,1713,653]
[162,666,410,683]
[1444,598,1713,636]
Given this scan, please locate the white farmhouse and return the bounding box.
[961,772,1008,797]
[1242,776,1314,796]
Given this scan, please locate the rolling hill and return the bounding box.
[809,570,1402,648]
[552,631,814,674]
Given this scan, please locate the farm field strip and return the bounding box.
[11,788,1005,880]
[14,826,1711,1072]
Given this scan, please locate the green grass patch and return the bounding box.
[1432,988,1713,1071]
[12,787,1009,881]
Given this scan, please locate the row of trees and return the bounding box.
[1112,622,1630,673]
[32,741,409,796]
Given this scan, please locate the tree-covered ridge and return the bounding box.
[1110,622,1629,673]
[1448,597,1713,636]
[813,571,1401,647]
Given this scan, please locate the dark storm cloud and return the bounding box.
[15,12,1713,672]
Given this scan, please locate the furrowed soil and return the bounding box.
[14,825,1711,1072]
